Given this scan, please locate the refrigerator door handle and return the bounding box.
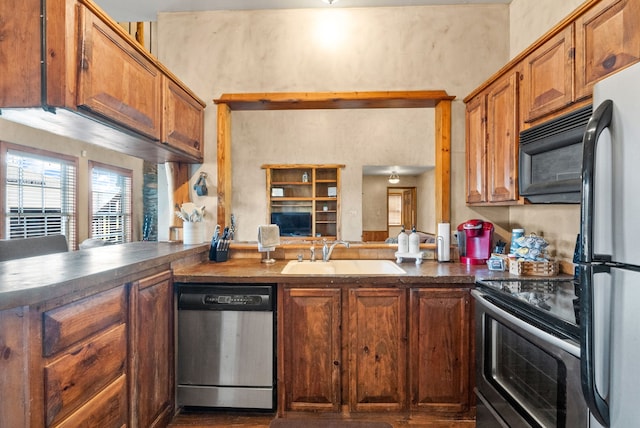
[581,99,613,264]
[580,263,610,427]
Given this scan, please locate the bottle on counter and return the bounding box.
[510,228,525,255]
[397,225,409,253]
[409,225,420,254]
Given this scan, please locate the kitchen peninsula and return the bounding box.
[0,242,488,426]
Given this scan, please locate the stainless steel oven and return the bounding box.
[473,279,590,427]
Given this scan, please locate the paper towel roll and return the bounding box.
[437,223,451,262]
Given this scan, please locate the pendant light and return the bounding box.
[388,171,400,184]
[322,0,339,4]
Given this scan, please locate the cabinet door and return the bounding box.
[409,288,472,414]
[575,0,640,100]
[487,72,519,203]
[162,77,204,161]
[77,6,161,140]
[465,94,487,204]
[348,288,406,412]
[131,270,174,428]
[522,26,574,123]
[282,287,341,412]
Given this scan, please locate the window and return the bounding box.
[1,143,77,249]
[90,162,132,244]
[388,194,402,226]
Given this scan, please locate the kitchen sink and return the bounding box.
[280,259,406,275]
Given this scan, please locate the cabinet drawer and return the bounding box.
[53,374,127,428]
[43,286,126,357]
[44,324,127,426]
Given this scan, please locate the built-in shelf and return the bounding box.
[263,164,343,240]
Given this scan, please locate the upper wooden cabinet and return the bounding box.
[575,0,640,100]
[465,94,486,204]
[464,0,640,206]
[0,0,205,163]
[465,72,520,205]
[78,5,162,141]
[522,26,575,123]
[486,72,520,203]
[162,77,205,160]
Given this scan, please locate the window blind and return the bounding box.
[5,149,77,248]
[91,165,132,244]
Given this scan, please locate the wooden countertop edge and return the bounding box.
[0,242,209,311]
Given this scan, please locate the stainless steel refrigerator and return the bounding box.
[580,61,640,428]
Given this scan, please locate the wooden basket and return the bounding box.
[509,259,559,276]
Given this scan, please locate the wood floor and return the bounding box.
[168,410,476,428]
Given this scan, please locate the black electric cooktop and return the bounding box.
[476,278,580,341]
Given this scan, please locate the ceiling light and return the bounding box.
[388,172,400,184]
[323,0,339,4]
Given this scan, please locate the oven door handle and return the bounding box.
[471,289,580,357]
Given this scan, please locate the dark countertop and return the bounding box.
[173,258,500,286]
[1,240,570,311]
[0,241,209,311]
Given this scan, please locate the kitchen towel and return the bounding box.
[437,222,451,262]
[258,224,280,251]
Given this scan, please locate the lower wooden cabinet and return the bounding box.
[349,288,407,412]
[130,270,175,428]
[279,284,474,417]
[409,288,472,413]
[281,287,342,412]
[42,286,129,427]
[0,269,176,427]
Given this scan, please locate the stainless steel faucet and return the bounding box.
[322,240,350,262]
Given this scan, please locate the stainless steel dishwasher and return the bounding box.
[176,283,275,410]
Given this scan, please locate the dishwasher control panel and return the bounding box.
[204,294,263,305]
[176,283,274,311]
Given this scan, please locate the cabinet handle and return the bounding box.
[363,345,369,354]
[333,360,340,366]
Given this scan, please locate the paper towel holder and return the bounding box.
[437,222,451,262]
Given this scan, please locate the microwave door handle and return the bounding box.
[580,264,610,427]
[580,100,613,263]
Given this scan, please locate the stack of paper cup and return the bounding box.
[437,222,451,262]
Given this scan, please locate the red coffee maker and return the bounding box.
[457,219,494,265]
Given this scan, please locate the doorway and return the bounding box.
[388,187,417,238]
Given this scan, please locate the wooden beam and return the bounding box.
[435,99,452,224]
[215,91,455,236]
[217,103,232,229]
[214,90,455,111]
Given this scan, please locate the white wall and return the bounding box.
[157,5,510,241]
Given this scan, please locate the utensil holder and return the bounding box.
[209,239,229,262]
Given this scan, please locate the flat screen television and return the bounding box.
[271,212,312,236]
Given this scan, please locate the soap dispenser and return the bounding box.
[397,225,409,253]
[409,226,420,254]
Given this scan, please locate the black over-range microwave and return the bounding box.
[518,105,592,203]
